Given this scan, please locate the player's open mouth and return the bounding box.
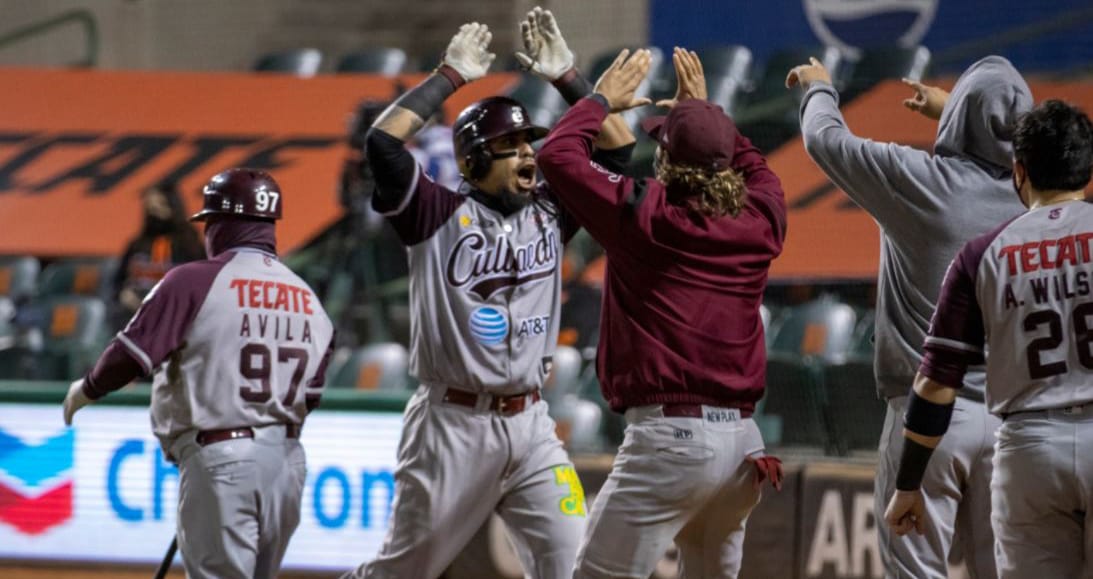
[516,164,536,190]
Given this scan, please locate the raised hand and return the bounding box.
[785,57,832,90]
[656,47,707,109]
[442,22,496,82]
[593,49,654,113]
[514,6,575,81]
[901,78,949,120]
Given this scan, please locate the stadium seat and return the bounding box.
[544,345,583,405]
[768,295,858,363]
[762,353,829,447]
[822,354,884,454]
[734,46,842,152]
[329,342,410,391]
[0,296,108,380]
[37,258,117,299]
[0,296,15,350]
[0,256,40,301]
[697,45,754,117]
[252,48,323,76]
[835,45,931,104]
[336,48,408,75]
[819,308,882,454]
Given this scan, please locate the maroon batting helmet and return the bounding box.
[190,168,283,222]
[453,96,548,180]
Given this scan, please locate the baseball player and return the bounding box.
[342,13,636,579]
[786,56,1033,578]
[62,168,336,579]
[885,100,1093,578]
[537,48,786,578]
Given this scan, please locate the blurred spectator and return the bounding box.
[111,182,203,329]
[407,121,462,190]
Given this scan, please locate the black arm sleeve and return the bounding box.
[365,128,417,212]
[590,142,636,175]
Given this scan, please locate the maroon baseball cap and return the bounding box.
[640,99,738,171]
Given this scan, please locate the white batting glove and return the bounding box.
[515,7,575,81]
[442,22,496,82]
[63,378,93,425]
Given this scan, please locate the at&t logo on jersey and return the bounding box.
[0,427,74,534]
[470,306,509,345]
[516,315,550,338]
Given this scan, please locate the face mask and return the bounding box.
[1012,171,1027,207]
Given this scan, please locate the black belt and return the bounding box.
[196,423,301,447]
[442,387,542,417]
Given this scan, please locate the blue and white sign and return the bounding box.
[0,404,402,571]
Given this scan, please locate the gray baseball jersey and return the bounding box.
[115,246,335,579]
[116,248,335,447]
[344,159,588,579]
[921,200,1093,412]
[381,164,577,394]
[922,199,1093,578]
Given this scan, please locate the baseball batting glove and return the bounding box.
[442,22,496,82]
[746,454,784,491]
[514,7,575,81]
[63,377,93,425]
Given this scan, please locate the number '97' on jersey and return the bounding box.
[115,247,335,448]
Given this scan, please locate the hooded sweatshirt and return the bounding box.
[799,56,1032,401]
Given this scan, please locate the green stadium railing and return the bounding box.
[0,380,412,412]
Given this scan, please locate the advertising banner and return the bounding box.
[0,403,402,571]
[0,68,515,257]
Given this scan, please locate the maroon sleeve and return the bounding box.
[81,341,145,400]
[919,233,999,387]
[537,97,639,251]
[115,255,229,375]
[382,165,467,246]
[732,132,787,243]
[305,331,336,413]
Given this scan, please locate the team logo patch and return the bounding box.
[469,306,509,345]
[0,427,74,535]
[552,465,586,517]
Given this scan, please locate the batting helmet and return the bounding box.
[190,168,283,222]
[453,96,548,180]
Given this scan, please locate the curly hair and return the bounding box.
[655,154,748,217]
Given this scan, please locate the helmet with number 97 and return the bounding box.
[189,168,283,222]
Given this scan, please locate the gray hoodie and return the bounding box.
[799,56,1033,400]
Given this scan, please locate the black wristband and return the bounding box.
[903,391,955,437]
[552,67,594,105]
[588,93,610,113]
[396,65,463,120]
[895,437,935,491]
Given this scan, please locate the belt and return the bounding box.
[1002,403,1091,421]
[661,403,753,419]
[441,387,541,417]
[195,423,301,447]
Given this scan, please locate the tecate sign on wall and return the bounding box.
[0,403,402,571]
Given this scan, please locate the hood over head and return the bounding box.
[934,56,1033,177]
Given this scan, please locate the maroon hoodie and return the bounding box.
[537,97,786,413]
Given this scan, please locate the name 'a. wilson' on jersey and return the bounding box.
[920,201,1093,415]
